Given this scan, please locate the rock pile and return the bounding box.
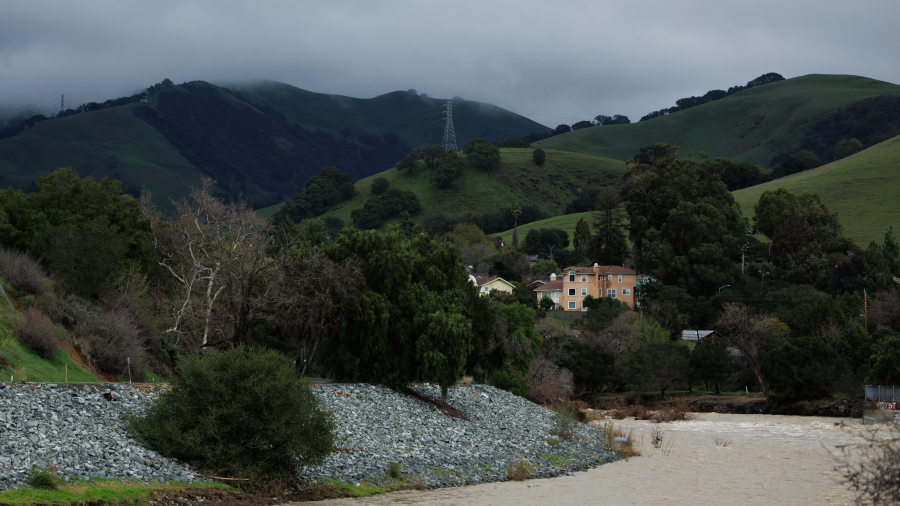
[0,383,194,490]
[0,382,619,491]
[302,383,618,488]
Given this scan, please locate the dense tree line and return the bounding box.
[274,167,356,223]
[640,72,784,122]
[350,188,422,229]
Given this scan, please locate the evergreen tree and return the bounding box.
[588,186,629,265]
[689,337,732,393]
[574,217,591,255]
[625,143,747,296]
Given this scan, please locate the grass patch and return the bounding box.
[316,148,627,229]
[0,299,97,383]
[599,421,641,459]
[733,134,900,246]
[0,479,228,506]
[319,478,388,498]
[542,453,570,465]
[493,211,593,248]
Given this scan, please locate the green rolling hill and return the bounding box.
[535,74,900,169]
[221,80,550,149]
[733,135,900,246]
[0,104,204,208]
[314,149,627,227]
[0,80,549,209]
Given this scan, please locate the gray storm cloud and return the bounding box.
[0,0,898,125]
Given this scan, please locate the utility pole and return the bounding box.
[442,101,458,152]
[864,289,868,332]
[741,241,749,274]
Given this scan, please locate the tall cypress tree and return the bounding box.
[588,186,629,266]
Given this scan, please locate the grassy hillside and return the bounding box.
[315,149,628,226]
[733,135,900,245]
[0,282,98,383]
[493,212,593,250]
[222,80,551,148]
[0,105,203,209]
[0,80,552,210]
[535,74,900,168]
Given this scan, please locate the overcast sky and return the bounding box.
[2,0,899,127]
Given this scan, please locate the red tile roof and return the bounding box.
[533,280,564,291]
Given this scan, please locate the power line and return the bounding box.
[442,101,457,152]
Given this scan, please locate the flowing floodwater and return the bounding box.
[296,413,870,506]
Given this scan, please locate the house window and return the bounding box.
[581,275,587,282]
[608,275,613,281]
[618,274,623,283]
[552,291,558,301]
[568,288,576,296]
[622,288,631,295]
[569,272,575,282]
[581,288,587,296]
[607,289,617,298]
[568,301,576,310]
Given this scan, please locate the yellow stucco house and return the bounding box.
[469,274,516,295]
[533,264,637,310]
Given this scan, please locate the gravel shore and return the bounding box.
[0,382,619,491]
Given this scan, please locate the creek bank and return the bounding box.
[0,382,620,492]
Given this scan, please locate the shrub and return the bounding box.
[125,346,335,485]
[80,308,149,380]
[506,457,533,481]
[371,177,389,195]
[27,464,58,490]
[527,357,574,404]
[532,149,545,166]
[465,142,501,172]
[0,249,45,295]
[13,307,58,360]
[350,188,422,229]
[549,403,581,441]
[499,136,530,148]
[388,461,403,478]
[837,426,900,505]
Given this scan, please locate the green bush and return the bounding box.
[27,465,58,490]
[371,177,389,195]
[762,336,847,402]
[350,188,422,229]
[125,346,335,483]
[532,149,545,166]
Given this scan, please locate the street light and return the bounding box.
[718,285,731,294]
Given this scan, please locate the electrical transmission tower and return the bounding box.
[60,95,64,115]
[442,101,458,152]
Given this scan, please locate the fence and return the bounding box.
[865,385,900,403]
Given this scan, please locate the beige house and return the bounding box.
[469,274,516,295]
[533,264,637,310]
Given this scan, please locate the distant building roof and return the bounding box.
[681,330,721,341]
[472,275,514,288]
[563,265,636,275]
[534,280,564,292]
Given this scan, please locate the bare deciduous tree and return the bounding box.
[835,426,900,505]
[263,250,362,377]
[141,179,275,351]
[716,303,790,394]
[527,356,574,404]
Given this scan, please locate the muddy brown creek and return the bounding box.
[293,413,868,506]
